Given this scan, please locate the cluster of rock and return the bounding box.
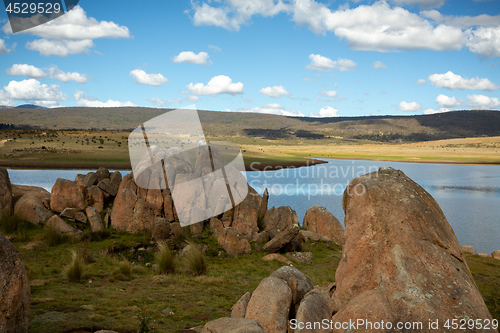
[202,266,332,333]
[461,244,500,260]
[201,167,497,332]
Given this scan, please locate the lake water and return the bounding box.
[6,159,500,254]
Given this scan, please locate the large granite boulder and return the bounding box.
[331,166,495,331]
[45,215,81,236]
[303,206,344,244]
[201,317,265,333]
[50,178,87,213]
[231,186,261,240]
[86,206,104,232]
[0,168,12,218]
[217,227,252,256]
[245,276,292,333]
[262,206,298,239]
[270,266,314,316]
[263,224,300,253]
[0,233,30,333]
[12,185,53,224]
[110,188,155,233]
[294,289,333,333]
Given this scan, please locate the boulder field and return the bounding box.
[201,167,497,332]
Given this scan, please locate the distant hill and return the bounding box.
[0,106,499,142]
[15,104,47,109]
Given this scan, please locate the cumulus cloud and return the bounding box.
[172,51,213,65]
[191,0,291,31]
[320,90,338,98]
[372,61,387,69]
[310,106,339,117]
[466,26,500,59]
[397,101,422,111]
[48,66,88,83]
[186,75,243,96]
[147,97,182,107]
[435,94,462,107]
[2,6,130,56]
[259,85,290,98]
[428,71,499,91]
[423,108,449,114]
[236,103,304,117]
[2,79,66,105]
[390,0,446,9]
[0,90,16,106]
[0,39,15,54]
[185,95,201,103]
[74,90,135,107]
[467,94,500,109]
[306,54,356,72]
[293,1,464,52]
[130,69,168,86]
[6,64,47,78]
[417,79,426,84]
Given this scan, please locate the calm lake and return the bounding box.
[7,159,500,254]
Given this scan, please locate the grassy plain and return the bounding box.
[1,218,498,333]
[1,130,499,170]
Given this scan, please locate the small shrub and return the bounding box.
[64,250,84,283]
[183,241,207,276]
[113,257,132,281]
[155,241,175,275]
[45,226,70,247]
[136,305,152,333]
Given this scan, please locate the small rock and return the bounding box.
[60,207,78,219]
[477,253,492,258]
[461,245,476,255]
[261,253,292,265]
[492,250,500,260]
[263,224,300,253]
[161,308,175,316]
[286,252,314,265]
[231,292,251,318]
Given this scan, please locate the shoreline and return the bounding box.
[310,155,500,166]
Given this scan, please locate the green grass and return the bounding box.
[0,224,496,332]
[155,241,175,275]
[182,241,207,276]
[64,250,84,283]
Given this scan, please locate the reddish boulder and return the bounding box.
[82,172,98,187]
[151,218,171,241]
[110,171,122,191]
[270,266,314,316]
[86,206,103,232]
[0,233,30,333]
[201,317,265,333]
[95,167,110,182]
[231,292,252,318]
[209,217,224,237]
[46,215,81,236]
[303,206,344,244]
[231,187,261,240]
[262,206,298,239]
[258,188,268,222]
[461,244,476,255]
[294,289,333,333]
[245,276,292,333]
[492,250,500,260]
[218,227,252,256]
[60,207,77,219]
[263,224,300,253]
[13,195,53,225]
[111,189,155,233]
[261,253,292,265]
[0,168,12,218]
[332,167,495,331]
[97,179,117,197]
[87,185,105,212]
[50,178,87,213]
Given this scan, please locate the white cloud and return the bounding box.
[48,66,88,83]
[0,39,15,54]
[208,45,221,52]
[423,108,449,114]
[130,69,168,87]
[466,26,500,59]
[147,97,182,107]
[6,64,47,78]
[421,10,500,29]
[172,51,213,65]
[390,0,446,9]
[74,90,136,107]
[416,79,426,84]
[320,90,338,98]
[26,39,95,57]
[310,106,339,117]
[306,54,356,72]
[467,94,500,109]
[186,75,244,96]
[428,71,499,91]
[2,6,130,57]
[397,101,422,111]
[259,85,290,98]
[192,0,291,31]
[3,79,66,105]
[293,0,464,52]
[236,103,305,117]
[185,95,201,103]
[0,90,16,106]
[372,61,387,69]
[435,94,462,107]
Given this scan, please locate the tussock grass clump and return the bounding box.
[155,241,175,275]
[183,241,207,276]
[44,225,70,247]
[112,257,132,281]
[0,213,34,241]
[64,250,84,283]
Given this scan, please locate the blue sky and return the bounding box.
[0,0,499,117]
